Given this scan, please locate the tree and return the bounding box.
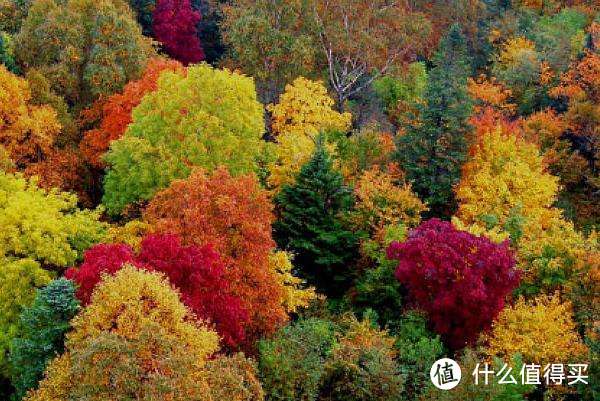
[143,168,288,347]
[453,124,588,293]
[274,139,361,296]
[220,0,317,102]
[152,0,204,64]
[550,50,600,229]
[206,353,264,401]
[258,318,337,401]
[388,219,520,349]
[102,64,265,215]
[80,57,184,168]
[0,32,18,74]
[312,0,431,109]
[0,259,51,378]
[348,166,426,235]
[9,279,79,400]
[395,24,473,216]
[492,37,550,114]
[0,65,60,171]
[26,266,220,401]
[15,0,153,111]
[65,234,249,350]
[0,172,106,268]
[267,77,352,190]
[318,317,404,401]
[487,294,587,366]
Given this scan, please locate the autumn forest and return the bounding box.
[0,0,598,400]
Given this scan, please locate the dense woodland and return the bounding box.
[0,0,598,400]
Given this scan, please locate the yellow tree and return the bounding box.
[267,77,351,190]
[27,265,219,401]
[454,124,588,292]
[348,166,426,235]
[486,294,587,366]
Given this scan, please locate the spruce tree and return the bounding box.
[396,23,473,216]
[9,279,79,399]
[274,137,360,296]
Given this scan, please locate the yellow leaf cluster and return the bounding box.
[267,77,351,189]
[486,294,587,365]
[350,166,426,234]
[454,125,588,283]
[0,172,106,267]
[497,37,537,68]
[269,250,317,313]
[0,65,61,167]
[105,220,152,252]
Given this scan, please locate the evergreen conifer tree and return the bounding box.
[9,279,79,400]
[274,136,361,296]
[396,23,473,216]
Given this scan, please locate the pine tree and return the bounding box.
[274,137,361,296]
[9,279,79,399]
[395,23,473,216]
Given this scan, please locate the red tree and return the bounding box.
[65,234,248,349]
[387,219,519,349]
[152,0,204,65]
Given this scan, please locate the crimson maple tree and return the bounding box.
[388,219,520,349]
[152,0,204,64]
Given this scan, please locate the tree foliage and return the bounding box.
[274,139,361,296]
[388,219,520,349]
[395,24,473,216]
[0,172,106,268]
[9,278,79,400]
[258,318,337,401]
[15,0,153,110]
[312,0,431,108]
[0,258,52,377]
[487,294,587,365]
[153,0,204,64]
[267,77,351,190]
[65,234,249,349]
[220,0,316,103]
[80,57,184,168]
[102,64,265,215]
[318,318,404,401]
[144,168,288,347]
[26,266,220,401]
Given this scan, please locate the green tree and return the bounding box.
[0,259,52,379]
[220,0,316,103]
[9,279,79,400]
[102,64,266,215]
[258,318,337,401]
[274,137,362,296]
[318,317,404,401]
[15,0,153,111]
[395,23,473,216]
[0,32,18,74]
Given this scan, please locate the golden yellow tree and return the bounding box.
[454,125,588,291]
[27,266,219,401]
[486,294,586,365]
[269,251,317,314]
[349,166,426,235]
[267,77,351,189]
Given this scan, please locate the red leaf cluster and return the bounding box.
[387,218,519,349]
[152,0,204,65]
[65,234,248,349]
